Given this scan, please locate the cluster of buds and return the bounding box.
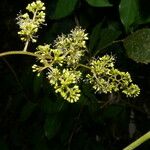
[17,0,46,43]
[86,55,140,97]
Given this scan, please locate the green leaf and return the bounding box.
[44,114,62,140]
[42,18,75,43]
[131,0,150,26]
[86,0,112,7]
[41,98,67,114]
[97,22,121,50]
[89,22,121,55]
[89,22,103,51]
[103,105,123,120]
[20,101,37,121]
[119,0,139,31]
[52,0,78,19]
[123,29,150,64]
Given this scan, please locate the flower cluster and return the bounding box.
[122,84,140,97]
[32,27,88,102]
[24,1,140,102]
[54,27,88,66]
[86,55,140,97]
[32,27,140,102]
[47,68,81,103]
[17,0,45,43]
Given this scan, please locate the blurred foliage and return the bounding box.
[0,0,150,150]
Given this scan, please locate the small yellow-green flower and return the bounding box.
[123,83,140,97]
[17,0,46,43]
[47,68,81,103]
[31,25,140,102]
[54,27,88,66]
[86,55,140,97]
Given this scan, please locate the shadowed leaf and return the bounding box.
[86,0,112,7]
[119,0,139,31]
[52,0,78,19]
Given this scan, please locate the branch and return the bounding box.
[0,51,40,58]
[123,131,150,150]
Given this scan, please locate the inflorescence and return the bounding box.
[17,0,46,44]
[32,27,140,102]
[17,0,140,103]
[32,27,88,103]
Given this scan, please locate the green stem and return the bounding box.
[0,51,40,58]
[23,10,38,52]
[23,39,30,51]
[78,63,91,70]
[123,131,150,150]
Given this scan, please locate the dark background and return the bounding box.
[0,0,150,149]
